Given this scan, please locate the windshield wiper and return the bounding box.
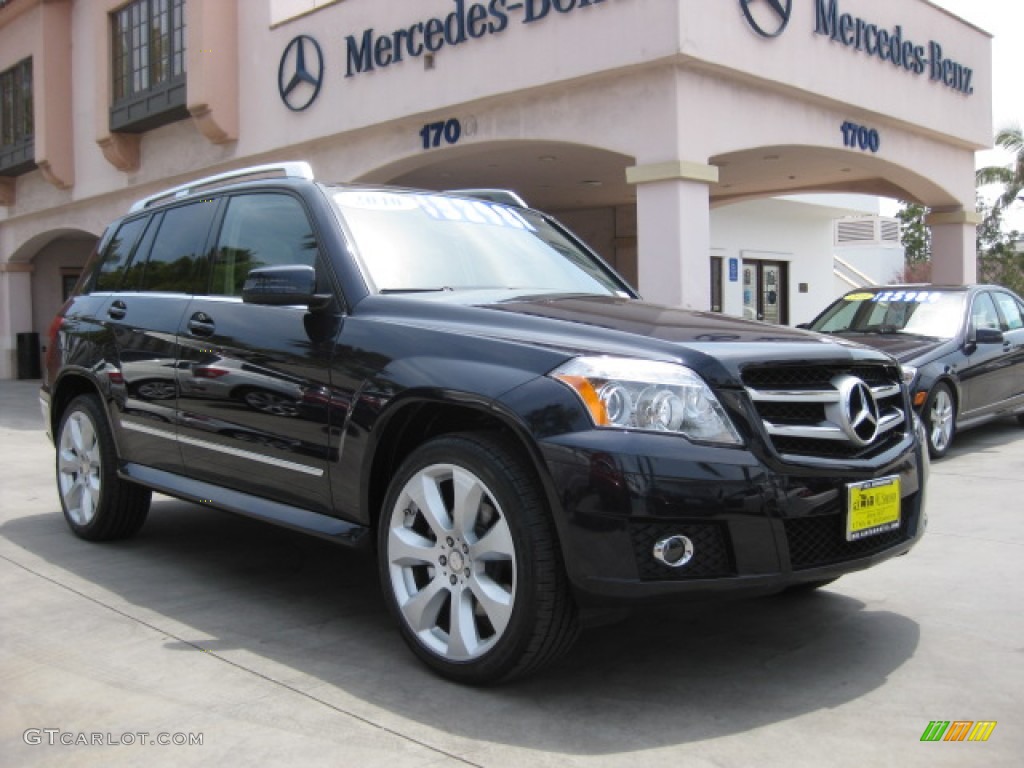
[379,287,454,294]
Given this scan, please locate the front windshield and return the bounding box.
[810,289,966,339]
[330,189,628,297]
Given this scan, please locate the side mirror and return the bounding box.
[974,327,1005,345]
[795,323,810,330]
[242,265,332,311]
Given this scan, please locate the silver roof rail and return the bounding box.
[129,162,316,212]
[446,188,529,209]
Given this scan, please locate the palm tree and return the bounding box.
[976,124,1024,213]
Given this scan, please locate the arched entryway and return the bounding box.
[0,228,97,379]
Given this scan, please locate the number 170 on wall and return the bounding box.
[420,118,463,150]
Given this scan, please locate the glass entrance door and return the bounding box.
[741,259,788,324]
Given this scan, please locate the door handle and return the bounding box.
[107,300,127,320]
[187,312,216,337]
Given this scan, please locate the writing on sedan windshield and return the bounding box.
[876,290,940,303]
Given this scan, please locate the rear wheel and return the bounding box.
[56,395,151,541]
[923,383,955,459]
[378,433,579,684]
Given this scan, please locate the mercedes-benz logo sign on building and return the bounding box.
[740,0,792,38]
[279,35,324,112]
[829,375,881,446]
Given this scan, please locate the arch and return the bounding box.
[356,140,636,213]
[708,145,963,211]
[11,227,99,264]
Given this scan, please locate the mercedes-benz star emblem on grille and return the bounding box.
[831,375,880,446]
[279,35,324,112]
[740,0,793,39]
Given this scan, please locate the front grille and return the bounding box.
[629,521,735,581]
[741,362,909,461]
[784,496,917,570]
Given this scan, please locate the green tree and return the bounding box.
[896,201,931,281]
[976,195,1023,294]
[976,124,1024,214]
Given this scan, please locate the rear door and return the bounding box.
[99,201,217,473]
[991,290,1024,407]
[175,191,338,514]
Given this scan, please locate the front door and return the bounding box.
[742,259,788,324]
[175,191,339,515]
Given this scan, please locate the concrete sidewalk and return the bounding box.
[2,378,1022,767]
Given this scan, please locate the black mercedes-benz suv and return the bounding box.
[41,163,927,683]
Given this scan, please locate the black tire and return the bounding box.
[55,395,151,541]
[377,433,579,684]
[923,383,956,459]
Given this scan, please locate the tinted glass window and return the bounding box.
[94,217,148,291]
[993,292,1024,331]
[210,193,319,297]
[810,290,965,339]
[131,201,216,293]
[970,293,1000,332]
[330,190,626,297]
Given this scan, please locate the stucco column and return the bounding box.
[0,263,35,380]
[927,209,981,284]
[626,161,718,310]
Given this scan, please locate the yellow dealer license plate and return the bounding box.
[846,476,901,542]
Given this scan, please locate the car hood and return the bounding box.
[358,293,896,388]
[826,332,949,363]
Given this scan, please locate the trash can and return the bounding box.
[16,332,41,380]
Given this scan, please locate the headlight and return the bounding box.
[550,357,743,445]
[901,365,918,386]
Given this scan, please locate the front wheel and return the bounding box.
[56,395,151,541]
[378,433,579,684]
[923,383,956,459]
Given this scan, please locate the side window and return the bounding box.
[134,201,217,292]
[210,193,319,297]
[970,293,1000,332]
[993,292,1024,331]
[94,216,148,291]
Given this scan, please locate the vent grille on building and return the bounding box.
[835,216,901,246]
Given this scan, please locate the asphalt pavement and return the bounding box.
[1,378,1022,767]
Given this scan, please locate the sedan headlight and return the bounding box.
[551,357,742,445]
[900,365,918,386]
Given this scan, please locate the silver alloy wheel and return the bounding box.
[928,387,954,453]
[58,410,102,526]
[244,390,300,417]
[136,381,176,400]
[386,463,517,662]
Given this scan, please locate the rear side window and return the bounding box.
[209,193,319,297]
[94,216,148,292]
[123,201,217,293]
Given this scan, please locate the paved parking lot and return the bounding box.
[2,378,1022,767]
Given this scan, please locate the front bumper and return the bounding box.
[539,428,926,609]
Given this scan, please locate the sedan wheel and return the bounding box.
[379,433,578,684]
[243,389,300,417]
[924,383,955,459]
[56,395,151,541]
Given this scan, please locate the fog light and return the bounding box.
[653,535,695,567]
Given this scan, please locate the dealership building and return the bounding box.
[0,0,993,379]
